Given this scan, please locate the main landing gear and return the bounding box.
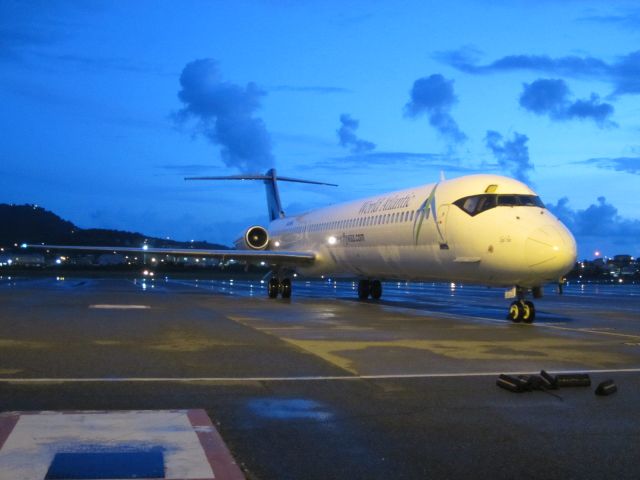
[506,286,539,323]
[267,277,292,299]
[357,279,382,300]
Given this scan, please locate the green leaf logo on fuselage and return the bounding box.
[413,183,445,245]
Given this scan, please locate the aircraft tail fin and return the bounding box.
[186,169,337,221]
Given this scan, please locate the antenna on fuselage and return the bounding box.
[185,168,338,221]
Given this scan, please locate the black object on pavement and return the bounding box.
[595,379,617,396]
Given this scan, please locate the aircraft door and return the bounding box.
[436,204,450,247]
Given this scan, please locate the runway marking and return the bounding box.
[89,304,151,310]
[2,367,640,383]
[540,324,640,340]
[0,410,244,480]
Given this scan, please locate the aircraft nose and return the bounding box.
[525,224,577,278]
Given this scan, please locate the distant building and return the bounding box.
[611,255,633,267]
[97,254,126,266]
[11,253,44,267]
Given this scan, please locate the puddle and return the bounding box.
[248,398,333,421]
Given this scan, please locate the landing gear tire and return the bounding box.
[523,301,535,323]
[508,301,522,323]
[358,280,370,300]
[281,278,292,299]
[370,280,382,300]
[507,300,536,323]
[268,278,279,299]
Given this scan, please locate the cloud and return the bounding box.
[337,114,376,153]
[575,157,640,175]
[581,10,640,30]
[174,58,273,172]
[437,48,608,77]
[438,48,640,96]
[404,74,466,144]
[484,130,533,184]
[315,151,474,172]
[519,79,615,127]
[548,197,640,244]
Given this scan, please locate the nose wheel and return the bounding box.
[507,300,535,323]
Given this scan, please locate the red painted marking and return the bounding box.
[187,409,245,480]
[0,413,19,451]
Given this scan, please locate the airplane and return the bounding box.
[27,169,577,323]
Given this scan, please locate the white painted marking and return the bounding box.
[1,367,639,383]
[0,411,213,480]
[89,304,151,310]
[539,324,640,340]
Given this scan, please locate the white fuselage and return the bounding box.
[267,174,577,288]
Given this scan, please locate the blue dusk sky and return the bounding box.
[2,0,639,258]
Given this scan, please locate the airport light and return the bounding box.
[327,236,337,245]
[142,244,149,251]
[274,241,281,248]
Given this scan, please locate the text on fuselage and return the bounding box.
[358,194,415,215]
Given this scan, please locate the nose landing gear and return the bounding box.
[507,300,535,323]
[506,286,538,323]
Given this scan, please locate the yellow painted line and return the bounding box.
[1,367,640,383]
[89,304,151,310]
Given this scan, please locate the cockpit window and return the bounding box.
[454,194,545,216]
[497,195,518,206]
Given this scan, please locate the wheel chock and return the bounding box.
[595,379,617,396]
[555,373,591,387]
[521,375,545,391]
[496,374,528,392]
[539,370,559,389]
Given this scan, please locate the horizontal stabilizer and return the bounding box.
[185,168,337,221]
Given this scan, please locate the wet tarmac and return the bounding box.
[1,275,639,479]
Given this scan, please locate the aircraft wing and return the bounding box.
[25,244,316,266]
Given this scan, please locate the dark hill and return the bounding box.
[0,204,227,249]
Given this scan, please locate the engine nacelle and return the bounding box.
[234,225,270,250]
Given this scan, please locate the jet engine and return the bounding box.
[235,225,270,250]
